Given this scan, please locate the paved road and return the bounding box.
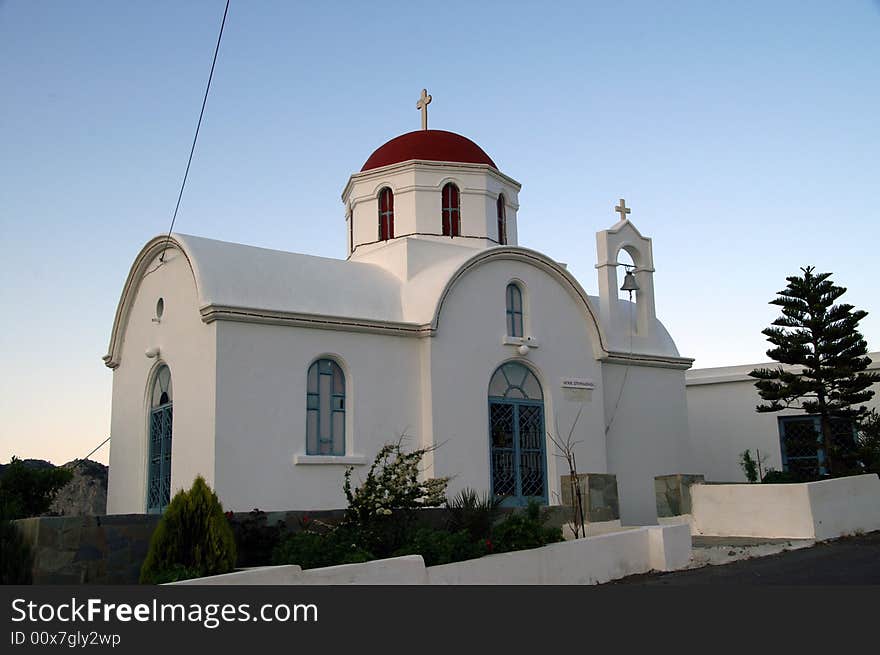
[612,531,880,585]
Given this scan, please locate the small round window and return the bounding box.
[156,298,165,320]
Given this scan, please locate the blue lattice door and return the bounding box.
[489,399,547,506]
[147,364,173,513]
[148,405,172,513]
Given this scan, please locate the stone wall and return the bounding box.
[655,474,705,517]
[14,515,160,584]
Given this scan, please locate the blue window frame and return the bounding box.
[778,415,856,477]
[506,283,524,337]
[488,362,546,506]
[147,365,172,513]
[307,359,346,455]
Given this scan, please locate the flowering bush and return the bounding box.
[341,441,449,555]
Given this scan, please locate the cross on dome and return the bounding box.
[614,198,631,221]
[416,88,432,130]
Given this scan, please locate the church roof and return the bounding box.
[361,130,497,171]
[178,234,405,322]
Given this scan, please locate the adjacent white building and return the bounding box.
[105,120,698,525]
[686,354,880,482]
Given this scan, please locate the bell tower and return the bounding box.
[596,200,657,339]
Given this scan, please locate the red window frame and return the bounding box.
[378,187,394,241]
[497,194,507,245]
[441,183,460,237]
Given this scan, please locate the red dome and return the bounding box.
[361,130,497,172]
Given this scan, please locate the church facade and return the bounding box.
[105,113,696,525]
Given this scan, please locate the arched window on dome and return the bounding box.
[497,194,507,245]
[441,183,460,237]
[306,358,346,456]
[378,188,394,241]
[506,283,524,337]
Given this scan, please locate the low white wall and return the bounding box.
[691,474,880,539]
[170,525,691,585]
[427,524,691,585]
[808,475,880,540]
[169,565,303,585]
[295,556,427,585]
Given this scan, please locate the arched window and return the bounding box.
[148,365,173,513]
[506,283,524,337]
[378,188,394,241]
[488,362,546,505]
[441,183,460,237]
[497,194,507,245]
[306,358,346,456]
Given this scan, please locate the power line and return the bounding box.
[159,0,231,263]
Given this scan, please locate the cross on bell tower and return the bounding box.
[614,198,631,222]
[416,88,432,130]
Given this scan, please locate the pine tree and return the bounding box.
[749,266,878,474]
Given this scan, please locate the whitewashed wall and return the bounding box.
[686,355,880,482]
[603,363,695,525]
[213,321,422,511]
[426,257,608,507]
[107,247,217,514]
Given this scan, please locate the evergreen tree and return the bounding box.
[749,266,878,474]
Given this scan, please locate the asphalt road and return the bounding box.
[611,531,880,585]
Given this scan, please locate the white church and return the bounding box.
[105,93,698,526]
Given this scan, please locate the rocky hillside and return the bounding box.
[50,459,108,516]
[0,458,108,516]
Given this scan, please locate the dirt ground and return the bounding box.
[611,531,880,585]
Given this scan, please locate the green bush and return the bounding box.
[492,501,563,554]
[271,526,373,569]
[139,476,237,584]
[341,441,449,556]
[0,457,72,520]
[228,509,284,567]
[394,527,488,566]
[1,519,33,584]
[445,487,502,542]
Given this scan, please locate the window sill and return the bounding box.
[502,335,539,348]
[293,454,368,466]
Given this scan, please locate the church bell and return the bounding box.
[620,269,640,292]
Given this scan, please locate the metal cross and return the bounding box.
[614,198,631,221]
[416,88,432,130]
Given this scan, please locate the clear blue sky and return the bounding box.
[1,1,878,465]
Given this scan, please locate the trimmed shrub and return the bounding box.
[1,519,33,584]
[139,476,237,584]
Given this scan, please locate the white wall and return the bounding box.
[213,321,422,511]
[426,257,608,506]
[603,363,695,525]
[107,246,217,514]
[686,355,880,482]
[690,474,880,539]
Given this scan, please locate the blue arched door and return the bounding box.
[147,365,173,513]
[488,362,547,506]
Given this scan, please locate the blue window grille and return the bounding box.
[147,365,172,513]
[306,359,346,456]
[506,283,524,337]
[488,362,546,506]
[778,416,856,477]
